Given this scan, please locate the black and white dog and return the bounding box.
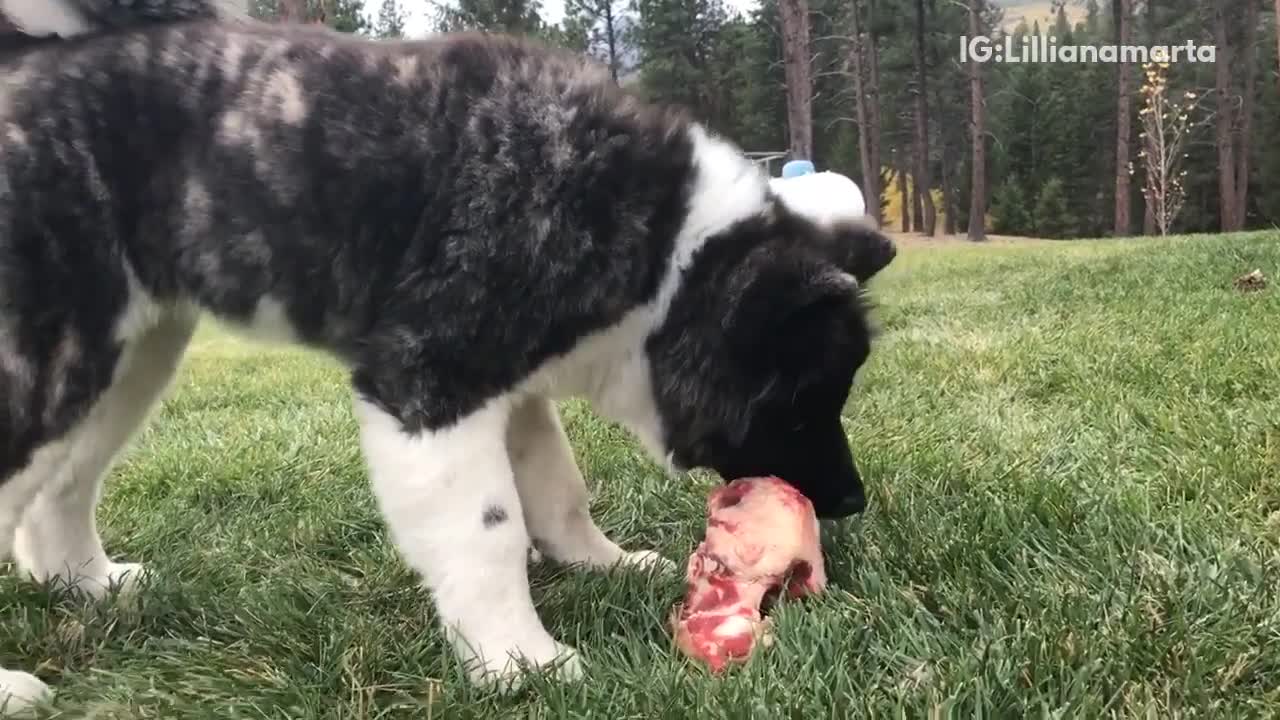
[0,0,895,710]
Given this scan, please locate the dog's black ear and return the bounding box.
[828,222,897,283]
[729,259,860,373]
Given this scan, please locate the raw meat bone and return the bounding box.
[671,476,828,672]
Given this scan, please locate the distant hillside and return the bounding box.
[992,0,1086,31]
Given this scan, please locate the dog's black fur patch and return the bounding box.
[482,505,509,528]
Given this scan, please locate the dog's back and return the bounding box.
[0,1,690,483]
[0,0,244,38]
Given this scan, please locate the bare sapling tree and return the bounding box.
[1135,61,1203,236]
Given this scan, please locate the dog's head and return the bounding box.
[641,190,895,519]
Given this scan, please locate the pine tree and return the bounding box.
[1083,0,1101,35]
[633,0,729,119]
[565,0,633,81]
[436,0,546,36]
[256,0,366,30]
[1052,0,1070,39]
[1033,177,1071,238]
[375,0,406,38]
[733,6,787,152]
[991,174,1031,235]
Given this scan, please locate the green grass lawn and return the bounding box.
[4,231,1280,718]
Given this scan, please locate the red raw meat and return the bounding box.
[670,476,827,672]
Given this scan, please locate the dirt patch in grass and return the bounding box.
[1234,269,1267,292]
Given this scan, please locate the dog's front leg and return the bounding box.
[353,395,580,688]
[507,396,673,573]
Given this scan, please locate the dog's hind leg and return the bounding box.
[507,396,673,574]
[0,448,62,715]
[12,311,194,598]
[0,309,190,715]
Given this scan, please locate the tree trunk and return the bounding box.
[605,3,620,82]
[1215,2,1240,231]
[867,0,884,224]
[1112,0,1132,236]
[779,0,813,159]
[848,0,882,224]
[1234,0,1257,227]
[897,154,911,232]
[1275,0,1280,98]
[931,79,956,236]
[909,144,923,232]
[940,135,957,236]
[912,0,936,237]
[912,183,924,232]
[967,0,987,241]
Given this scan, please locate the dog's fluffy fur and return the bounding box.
[0,0,895,709]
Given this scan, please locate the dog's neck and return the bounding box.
[520,125,770,462]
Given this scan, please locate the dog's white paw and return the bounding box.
[619,550,677,575]
[72,562,149,601]
[463,636,582,691]
[30,560,149,601]
[0,669,51,717]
